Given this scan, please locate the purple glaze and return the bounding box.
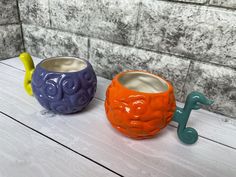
[31,58,97,114]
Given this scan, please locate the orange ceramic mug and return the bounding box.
[105,71,213,144]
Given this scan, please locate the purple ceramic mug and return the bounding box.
[19,52,97,114]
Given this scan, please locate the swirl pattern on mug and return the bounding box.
[61,75,81,95]
[43,75,63,101]
[32,62,97,114]
[105,77,176,139]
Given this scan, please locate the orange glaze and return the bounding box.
[105,71,176,139]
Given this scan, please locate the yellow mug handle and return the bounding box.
[19,52,35,96]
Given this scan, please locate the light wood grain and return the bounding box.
[2,57,236,149]
[0,62,236,177]
[0,114,118,177]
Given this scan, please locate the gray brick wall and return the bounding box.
[13,0,236,118]
[136,0,236,68]
[209,0,236,9]
[0,0,24,59]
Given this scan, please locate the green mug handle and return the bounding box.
[172,91,214,144]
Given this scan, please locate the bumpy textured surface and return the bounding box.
[18,0,50,27]
[136,0,236,68]
[105,71,176,139]
[22,24,88,59]
[50,0,139,45]
[210,0,236,9]
[0,0,22,60]
[32,60,97,114]
[0,25,23,59]
[0,0,19,25]
[183,61,236,118]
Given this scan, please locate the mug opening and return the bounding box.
[40,57,87,72]
[118,71,169,93]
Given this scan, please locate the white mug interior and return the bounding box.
[118,71,169,93]
[40,57,87,72]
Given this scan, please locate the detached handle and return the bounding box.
[172,91,214,144]
[19,52,35,96]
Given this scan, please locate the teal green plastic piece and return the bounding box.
[173,91,214,145]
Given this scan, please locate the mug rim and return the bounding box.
[38,56,90,74]
[115,70,173,95]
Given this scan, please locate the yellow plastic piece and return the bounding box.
[19,52,35,96]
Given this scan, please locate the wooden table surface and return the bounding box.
[0,57,236,177]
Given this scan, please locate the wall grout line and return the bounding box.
[0,22,20,26]
[133,46,236,71]
[155,0,236,11]
[15,0,25,52]
[208,4,236,11]
[48,0,52,27]
[133,1,142,47]
[155,0,205,6]
[0,110,124,177]
[19,23,26,52]
[179,60,193,102]
[15,0,20,24]
[87,38,91,61]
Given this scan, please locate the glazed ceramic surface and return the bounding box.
[105,71,176,139]
[105,70,214,144]
[20,53,97,114]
